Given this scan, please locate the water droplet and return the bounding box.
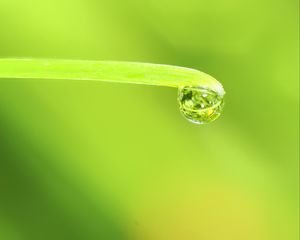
[178,86,224,124]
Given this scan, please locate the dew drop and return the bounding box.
[178,86,225,124]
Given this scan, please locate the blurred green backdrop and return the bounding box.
[0,0,298,239]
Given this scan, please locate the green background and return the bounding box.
[0,0,298,239]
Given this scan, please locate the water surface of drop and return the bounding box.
[178,86,224,124]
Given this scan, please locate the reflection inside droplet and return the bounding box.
[178,86,224,124]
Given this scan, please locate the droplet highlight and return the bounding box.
[178,86,224,124]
